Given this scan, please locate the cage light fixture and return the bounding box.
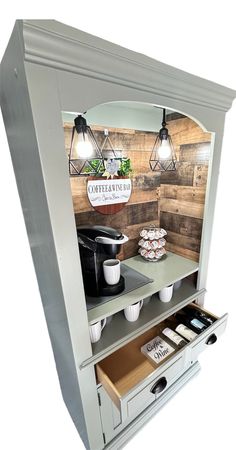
[149,108,176,172]
[69,115,104,176]
[101,129,123,159]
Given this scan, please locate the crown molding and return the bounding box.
[21,20,236,113]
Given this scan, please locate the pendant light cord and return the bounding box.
[162,108,166,127]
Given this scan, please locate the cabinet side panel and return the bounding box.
[0,22,91,449]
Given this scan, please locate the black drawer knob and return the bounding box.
[151,376,167,395]
[205,333,217,345]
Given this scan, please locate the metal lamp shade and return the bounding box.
[101,129,123,160]
[149,133,176,171]
[69,116,104,176]
[149,109,177,172]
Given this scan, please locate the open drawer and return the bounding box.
[96,303,228,422]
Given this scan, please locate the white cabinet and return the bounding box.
[1,20,235,450]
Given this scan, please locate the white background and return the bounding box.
[0,2,236,449]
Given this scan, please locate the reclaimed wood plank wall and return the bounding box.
[64,115,211,261]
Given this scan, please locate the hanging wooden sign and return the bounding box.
[87,177,132,214]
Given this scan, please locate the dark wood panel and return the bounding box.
[166,112,186,121]
[160,163,194,186]
[160,212,203,239]
[75,207,128,229]
[179,142,211,163]
[132,173,161,191]
[166,230,201,253]
[177,163,195,186]
[126,201,158,225]
[130,173,160,203]
[75,201,159,230]
[165,242,199,262]
[123,237,140,260]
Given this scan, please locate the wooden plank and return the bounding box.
[130,189,157,204]
[165,242,199,262]
[168,118,211,146]
[75,207,128,229]
[160,212,203,239]
[64,127,72,153]
[166,112,186,121]
[160,198,204,219]
[70,177,87,196]
[92,125,135,134]
[122,237,140,260]
[179,142,211,163]
[75,201,158,230]
[64,118,211,157]
[126,201,158,226]
[130,172,160,203]
[72,195,93,213]
[193,165,209,187]
[127,150,152,173]
[71,177,94,213]
[160,163,194,186]
[177,163,195,186]
[160,185,206,204]
[160,168,180,185]
[132,173,161,191]
[166,230,200,253]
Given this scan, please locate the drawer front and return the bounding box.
[127,354,184,418]
[190,313,228,362]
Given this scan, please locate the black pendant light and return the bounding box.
[149,108,176,172]
[69,115,104,176]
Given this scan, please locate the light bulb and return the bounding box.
[75,132,94,158]
[157,139,172,160]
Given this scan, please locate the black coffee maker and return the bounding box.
[77,225,129,297]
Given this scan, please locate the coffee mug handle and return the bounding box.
[101,318,107,331]
[139,300,144,310]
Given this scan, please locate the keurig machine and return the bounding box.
[77,225,129,297]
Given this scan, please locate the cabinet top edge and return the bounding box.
[2,20,235,114]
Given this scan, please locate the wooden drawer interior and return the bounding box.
[96,323,179,409]
[96,303,220,410]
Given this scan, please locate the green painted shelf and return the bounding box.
[87,252,199,324]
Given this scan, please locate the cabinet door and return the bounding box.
[98,362,201,447]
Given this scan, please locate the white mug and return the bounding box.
[103,259,120,285]
[159,284,173,302]
[124,300,143,322]
[174,279,182,290]
[89,318,107,343]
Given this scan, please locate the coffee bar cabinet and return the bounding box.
[1,20,235,450]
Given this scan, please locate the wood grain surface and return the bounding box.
[96,321,179,400]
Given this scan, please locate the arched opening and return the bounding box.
[62,101,212,264]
